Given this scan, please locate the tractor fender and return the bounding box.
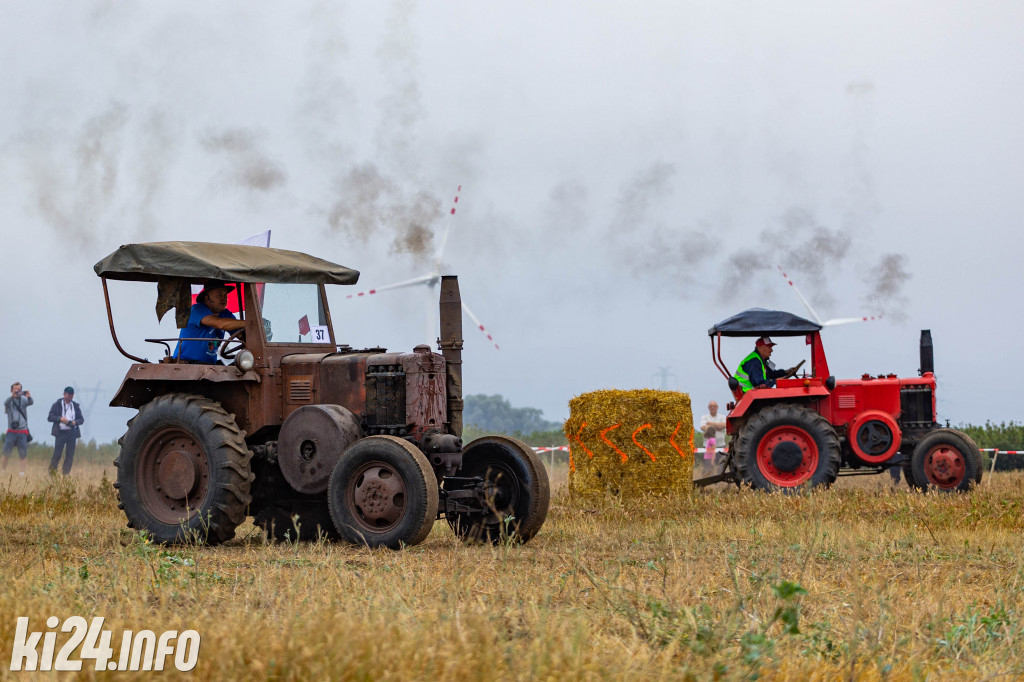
[111,363,260,409]
[726,386,830,430]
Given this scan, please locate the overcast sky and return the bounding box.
[1,1,1021,442]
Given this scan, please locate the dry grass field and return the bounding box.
[3,457,1024,681]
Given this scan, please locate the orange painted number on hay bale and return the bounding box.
[670,422,691,460]
[574,422,594,458]
[600,424,629,463]
[631,423,656,462]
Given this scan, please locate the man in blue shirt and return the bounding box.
[174,280,246,364]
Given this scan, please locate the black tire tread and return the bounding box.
[114,393,254,545]
[906,428,982,492]
[327,435,439,549]
[448,435,551,544]
[734,403,841,493]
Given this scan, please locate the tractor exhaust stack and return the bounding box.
[919,329,934,376]
[438,275,464,438]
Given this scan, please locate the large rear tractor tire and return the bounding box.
[114,394,254,545]
[906,428,982,492]
[327,436,439,549]
[447,435,550,545]
[735,403,841,493]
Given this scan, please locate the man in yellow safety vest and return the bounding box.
[734,336,799,392]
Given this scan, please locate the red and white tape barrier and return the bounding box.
[548,446,722,454]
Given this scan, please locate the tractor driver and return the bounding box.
[174,280,245,364]
[734,336,798,391]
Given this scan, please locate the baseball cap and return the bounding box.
[64,386,75,394]
[755,336,777,347]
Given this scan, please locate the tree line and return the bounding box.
[959,421,1024,471]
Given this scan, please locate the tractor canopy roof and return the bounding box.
[708,308,822,337]
[93,241,360,285]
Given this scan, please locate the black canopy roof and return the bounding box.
[94,241,360,285]
[708,308,822,337]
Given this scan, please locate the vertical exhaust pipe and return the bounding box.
[919,329,934,375]
[439,276,463,438]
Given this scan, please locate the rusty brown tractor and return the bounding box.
[94,242,549,548]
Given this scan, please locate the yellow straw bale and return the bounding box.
[564,389,693,498]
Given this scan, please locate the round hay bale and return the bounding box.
[564,389,693,498]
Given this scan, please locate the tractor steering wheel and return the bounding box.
[783,359,806,379]
[220,328,246,359]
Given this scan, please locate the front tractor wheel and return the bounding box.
[114,394,254,545]
[906,429,982,492]
[327,436,439,549]
[735,404,840,493]
[447,435,550,545]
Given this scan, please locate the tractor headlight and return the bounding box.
[236,350,255,372]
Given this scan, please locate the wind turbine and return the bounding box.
[345,186,501,350]
[777,266,881,327]
[651,366,676,390]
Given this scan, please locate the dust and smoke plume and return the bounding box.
[608,162,676,236]
[325,163,443,260]
[200,129,288,193]
[542,181,589,241]
[373,0,424,174]
[862,253,911,322]
[19,101,130,248]
[716,210,851,306]
[133,111,178,240]
[842,80,882,237]
[600,163,719,288]
[295,2,354,159]
[315,0,461,266]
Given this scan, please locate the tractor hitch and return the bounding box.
[439,475,488,515]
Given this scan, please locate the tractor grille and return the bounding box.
[900,386,934,428]
[287,377,313,403]
[365,364,407,430]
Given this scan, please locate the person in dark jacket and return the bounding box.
[734,337,798,391]
[48,386,84,475]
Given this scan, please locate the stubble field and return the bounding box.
[2,459,1024,681]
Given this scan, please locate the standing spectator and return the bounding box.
[701,426,719,476]
[887,454,903,486]
[2,382,32,477]
[48,386,84,476]
[699,401,727,443]
[699,401,728,474]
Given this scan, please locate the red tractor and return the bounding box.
[697,308,982,492]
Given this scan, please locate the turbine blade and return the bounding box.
[345,274,437,299]
[461,301,500,350]
[777,266,823,325]
[434,185,461,270]
[823,315,882,327]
